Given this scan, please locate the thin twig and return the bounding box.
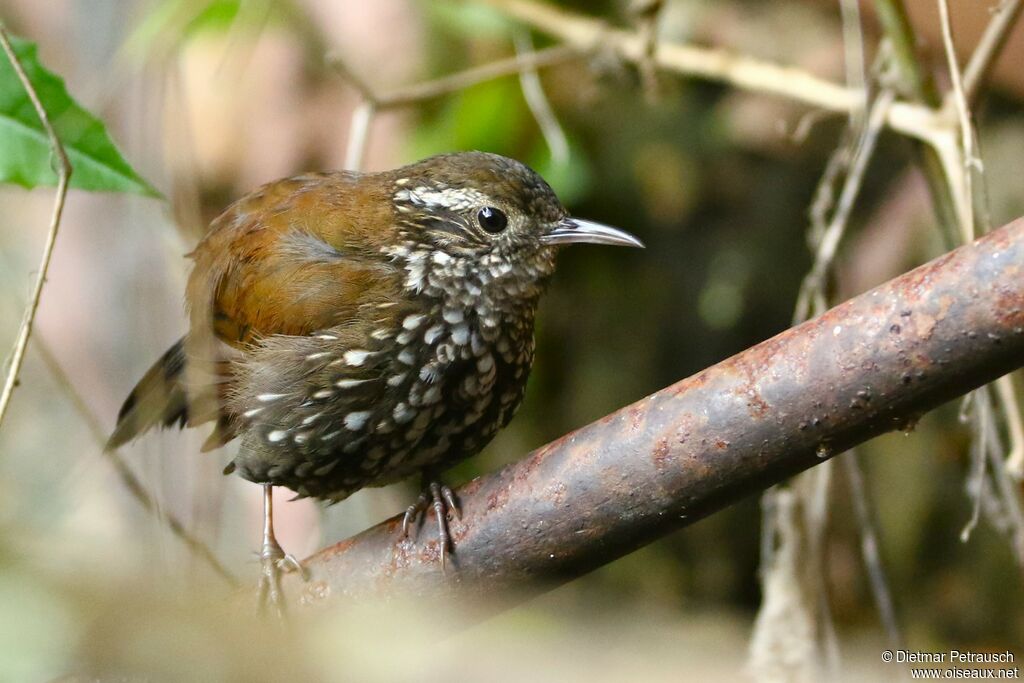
[963,0,1024,102]
[802,462,841,679]
[981,403,1024,565]
[329,53,375,102]
[479,0,943,143]
[31,334,238,586]
[329,44,581,110]
[794,90,895,323]
[870,0,954,249]
[962,386,993,542]
[841,452,903,648]
[629,0,664,103]
[513,31,569,165]
[806,131,854,250]
[936,0,977,242]
[343,100,375,172]
[938,0,1024,484]
[332,44,581,172]
[0,27,72,430]
[996,375,1024,478]
[873,0,942,105]
[840,0,868,130]
[959,383,1024,567]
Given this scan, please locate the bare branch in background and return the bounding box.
[793,90,895,324]
[934,0,1024,486]
[336,44,581,109]
[329,43,580,172]
[343,101,375,172]
[476,0,1019,254]
[0,26,72,430]
[478,0,947,144]
[513,31,569,166]
[936,0,977,242]
[962,0,1024,102]
[873,0,961,244]
[841,451,903,648]
[960,386,1024,563]
[997,376,1024,477]
[628,0,664,103]
[839,0,868,129]
[980,399,1024,564]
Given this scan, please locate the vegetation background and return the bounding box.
[0,0,1021,680]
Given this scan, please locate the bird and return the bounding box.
[106,151,643,611]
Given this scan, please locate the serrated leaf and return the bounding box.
[0,33,160,196]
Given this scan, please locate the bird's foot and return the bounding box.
[255,540,308,618]
[401,481,460,569]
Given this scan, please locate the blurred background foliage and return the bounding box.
[0,0,1021,680]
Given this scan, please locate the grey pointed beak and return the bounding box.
[541,217,645,248]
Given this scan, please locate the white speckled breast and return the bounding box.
[231,238,551,502]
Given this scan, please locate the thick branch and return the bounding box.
[284,217,1024,611]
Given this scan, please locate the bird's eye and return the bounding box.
[477,206,508,234]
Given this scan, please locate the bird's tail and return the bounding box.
[106,337,191,450]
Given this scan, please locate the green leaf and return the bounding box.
[122,0,308,65]
[426,1,513,38]
[0,33,160,196]
[409,79,529,161]
[122,0,252,60]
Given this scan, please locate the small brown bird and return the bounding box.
[107,151,642,608]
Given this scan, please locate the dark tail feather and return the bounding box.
[106,338,190,450]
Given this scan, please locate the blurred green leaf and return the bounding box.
[426,1,513,38]
[121,0,294,63]
[126,0,242,54]
[0,34,159,196]
[409,79,529,160]
[185,0,246,35]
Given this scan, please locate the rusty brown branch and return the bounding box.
[284,218,1024,612]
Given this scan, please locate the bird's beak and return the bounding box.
[541,217,645,248]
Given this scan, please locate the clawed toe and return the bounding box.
[256,551,309,618]
[280,553,308,579]
[400,480,460,569]
[255,485,309,617]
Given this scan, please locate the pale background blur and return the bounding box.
[0,0,1022,680]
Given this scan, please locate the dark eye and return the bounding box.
[477,206,508,234]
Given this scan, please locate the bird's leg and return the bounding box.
[401,474,461,569]
[255,484,305,617]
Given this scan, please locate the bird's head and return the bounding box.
[383,151,642,305]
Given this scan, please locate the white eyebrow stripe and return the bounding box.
[394,186,490,212]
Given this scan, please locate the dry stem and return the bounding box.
[0,27,72,430]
